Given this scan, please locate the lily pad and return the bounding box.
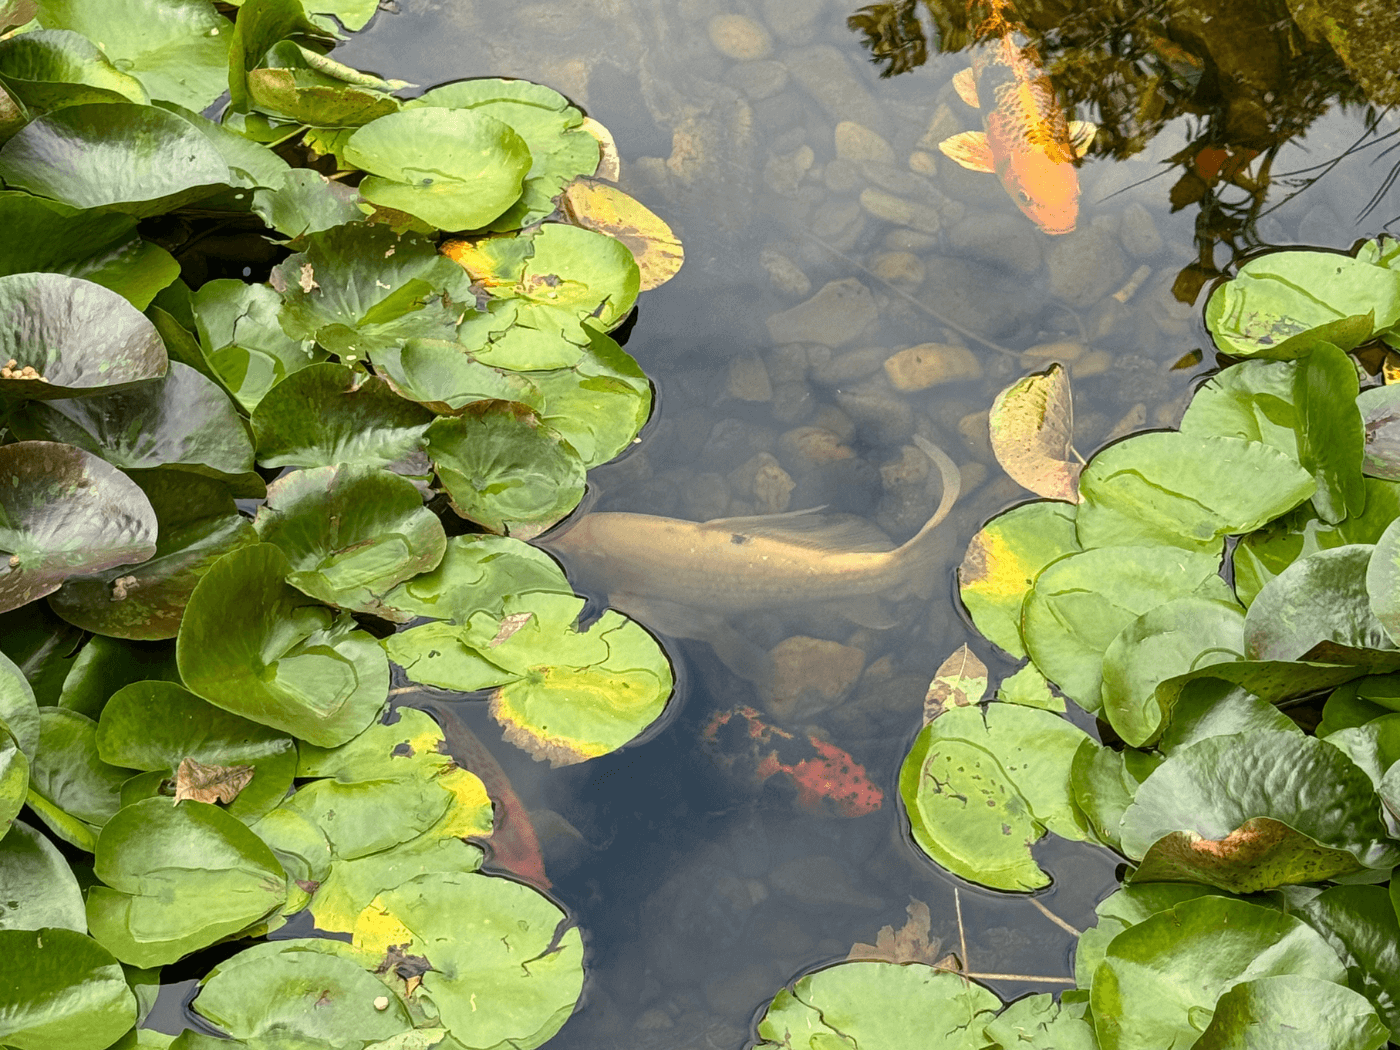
[1179,358,1299,457]
[1246,545,1393,660]
[1021,544,1232,710]
[251,167,363,242]
[1090,896,1349,1050]
[1120,731,1397,889]
[983,993,1096,1050]
[0,102,229,216]
[1076,432,1315,552]
[96,681,295,823]
[425,402,585,538]
[8,361,258,493]
[1193,975,1387,1050]
[226,0,337,113]
[351,870,583,1049]
[957,501,1081,658]
[53,634,179,718]
[988,363,1080,502]
[0,719,25,839]
[1073,882,1236,990]
[0,819,84,931]
[250,363,433,470]
[560,177,684,291]
[899,702,1090,891]
[1357,384,1400,480]
[1204,248,1400,358]
[1297,884,1400,1033]
[1155,678,1300,755]
[1069,738,1161,853]
[26,708,134,850]
[1366,517,1400,646]
[344,107,531,231]
[246,67,398,127]
[1295,343,1366,523]
[0,272,168,400]
[176,543,389,747]
[0,649,39,758]
[254,463,446,620]
[191,279,322,413]
[753,962,1001,1050]
[532,325,652,468]
[86,797,286,967]
[373,338,545,414]
[0,29,148,113]
[47,471,259,640]
[0,927,137,1050]
[378,533,570,625]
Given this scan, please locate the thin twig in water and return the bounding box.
[1029,896,1081,937]
[388,685,418,697]
[800,230,1018,357]
[961,971,1075,984]
[955,887,969,976]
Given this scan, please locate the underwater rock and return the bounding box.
[859,188,942,235]
[1119,202,1164,259]
[783,45,887,136]
[835,120,895,166]
[948,211,1044,276]
[884,343,983,391]
[763,0,827,44]
[680,471,731,520]
[836,382,916,445]
[708,13,773,61]
[770,380,816,424]
[765,278,877,347]
[767,635,866,720]
[1045,218,1128,309]
[727,452,796,513]
[811,345,887,387]
[727,353,774,401]
[763,143,815,197]
[730,58,789,100]
[868,250,925,292]
[759,247,812,297]
[779,425,854,466]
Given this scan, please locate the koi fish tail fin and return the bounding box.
[890,437,962,597]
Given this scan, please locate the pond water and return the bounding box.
[170,0,1400,1044]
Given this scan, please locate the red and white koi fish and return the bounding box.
[938,0,1096,234]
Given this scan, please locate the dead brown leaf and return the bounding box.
[923,644,988,724]
[174,757,255,805]
[847,899,958,968]
[561,177,684,291]
[988,363,1081,502]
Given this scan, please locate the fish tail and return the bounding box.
[897,436,962,562]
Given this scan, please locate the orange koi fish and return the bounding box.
[701,706,883,818]
[938,0,1096,234]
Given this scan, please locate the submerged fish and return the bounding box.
[938,0,1096,234]
[541,437,960,681]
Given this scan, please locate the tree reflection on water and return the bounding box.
[848,0,1399,301]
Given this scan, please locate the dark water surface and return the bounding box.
[232,1,1400,1045]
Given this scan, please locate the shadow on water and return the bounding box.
[321,0,1400,1045]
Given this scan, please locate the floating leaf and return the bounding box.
[0,819,84,931]
[1297,884,1400,1034]
[922,643,988,723]
[1194,975,1387,1050]
[847,900,955,967]
[373,338,544,414]
[1246,545,1392,660]
[531,324,651,468]
[0,102,228,216]
[425,402,585,538]
[1179,358,1298,457]
[1076,432,1315,552]
[1073,882,1234,990]
[0,29,148,113]
[753,962,1001,1050]
[1121,731,1397,889]
[1070,738,1160,853]
[988,364,1080,502]
[377,534,570,626]
[957,501,1080,658]
[1204,248,1400,358]
[1358,384,1400,480]
[246,66,397,127]
[1295,342,1367,523]
[344,108,531,231]
[173,756,254,804]
[994,661,1063,712]
[352,871,583,1049]
[251,363,433,470]
[254,463,445,620]
[0,928,137,1050]
[86,798,286,967]
[190,279,321,413]
[177,543,389,747]
[1021,544,1231,710]
[251,167,363,242]
[48,471,258,640]
[1155,678,1300,755]
[226,0,338,113]
[561,177,683,290]
[899,702,1090,891]
[26,708,136,851]
[0,272,167,400]
[0,649,39,759]
[984,994,1096,1050]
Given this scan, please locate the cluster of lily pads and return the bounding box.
[0,1,684,1047]
[749,240,1400,1048]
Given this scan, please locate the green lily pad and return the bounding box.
[471,592,673,766]
[35,0,232,110]
[0,819,84,931]
[1021,544,1232,710]
[0,442,159,612]
[0,272,168,400]
[26,708,134,850]
[48,471,259,640]
[0,720,25,839]
[177,543,389,747]
[1155,678,1300,755]
[191,279,322,413]
[344,108,531,232]
[1297,884,1400,1033]
[1246,545,1393,660]
[406,78,600,230]
[1121,731,1397,889]
[1366,517,1400,646]
[8,362,258,494]
[0,102,229,216]
[379,534,570,625]
[0,192,178,309]
[983,993,1095,1050]
[1295,343,1366,523]
[1090,896,1348,1050]
[899,702,1090,890]
[96,681,295,823]
[1193,975,1387,1050]
[382,619,515,694]
[246,65,397,127]
[1179,358,1298,456]
[957,501,1081,659]
[351,870,583,1049]
[86,797,286,967]
[1073,882,1235,989]
[0,927,137,1050]
[994,661,1063,711]
[1357,385,1400,480]
[373,338,545,415]
[532,325,651,468]
[1100,596,1246,746]
[251,167,363,242]
[1204,248,1400,358]
[753,962,1001,1050]
[1319,681,1397,736]
[254,463,445,620]
[191,939,413,1045]
[1076,432,1315,552]
[250,363,433,469]
[425,403,585,538]
[226,0,338,113]
[1234,477,1400,606]
[157,101,291,191]
[1069,737,1160,853]
[0,649,39,758]
[0,29,148,113]
[0,602,84,707]
[271,223,473,358]
[53,635,179,719]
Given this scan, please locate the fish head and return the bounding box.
[999,149,1080,234]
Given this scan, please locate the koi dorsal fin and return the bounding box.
[938,130,996,173]
[952,67,980,108]
[1068,120,1098,158]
